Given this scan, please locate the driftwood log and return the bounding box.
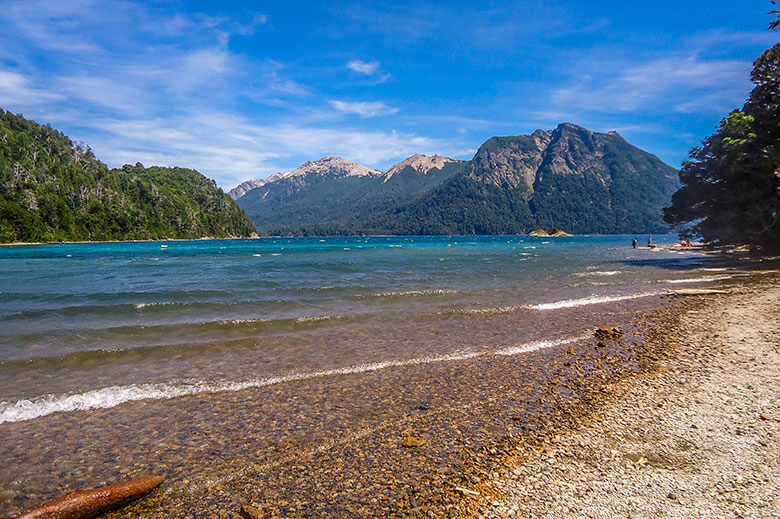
[8,475,165,519]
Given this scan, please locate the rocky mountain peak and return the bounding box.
[383,154,454,181]
[228,157,380,200]
[228,172,285,200]
[468,130,553,190]
[290,156,381,179]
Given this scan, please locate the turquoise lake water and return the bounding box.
[0,234,733,424]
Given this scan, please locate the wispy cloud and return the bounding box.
[549,54,752,115]
[330,100,399,117]
[345,60,390,83]
[0,69,63,106]
[346,60,380,75]
[78,112,452,187]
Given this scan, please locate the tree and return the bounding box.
[664,39,780,252]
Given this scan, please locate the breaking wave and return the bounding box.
[0,335,587,424]
[527,291,663,310]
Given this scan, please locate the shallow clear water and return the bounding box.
[0,234,731,422]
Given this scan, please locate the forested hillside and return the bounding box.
[0,109,256,243]
[371,123,679,235]
[237,158,466,235]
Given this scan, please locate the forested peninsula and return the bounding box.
[0,109,256,243]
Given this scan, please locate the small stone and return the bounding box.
[239,503,262,519]
[401,432,425,448]
[594,327,624,340]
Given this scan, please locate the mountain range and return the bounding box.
[233,123,679,235]
[0,109,679,242]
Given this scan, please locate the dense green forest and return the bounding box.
[238,123,679,236]
[664,42,780,252]
[0,109,256,243]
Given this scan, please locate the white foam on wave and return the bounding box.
[495,333,591,356]
[294,315,339,323]
[0,335,587,424]
[366,289,457,298]
[574,270,622,277]
[528,291,662,310]
[663,275,733,284]
[456,305,523,316]
[134,301,177,309]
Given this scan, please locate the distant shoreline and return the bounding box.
[0,236,255,247]
[0,232,685,248]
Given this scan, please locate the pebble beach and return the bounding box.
[482,275,780,519]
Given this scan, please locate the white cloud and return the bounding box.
[0,0,469,188]
[0,69,63,106]
[73,112,452,187]
[549,55,752,115]
[330,100,399,117]
[346,60,380,75]
[56,75,143,112]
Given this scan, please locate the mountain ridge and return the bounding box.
[235,123,678,235]
[228,156,381,200]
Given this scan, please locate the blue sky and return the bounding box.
[0,1,776,188]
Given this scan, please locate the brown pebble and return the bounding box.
[238,502,263,519]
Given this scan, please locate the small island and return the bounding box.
[528,228,573,237]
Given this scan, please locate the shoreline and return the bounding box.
[114,276,778,517]
[2,260,776,517]
[476,275,780,518]
[0,233,682,248]
[0,236,256,247]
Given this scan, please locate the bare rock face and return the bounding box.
[468,129,552,190]
[383,154,455,181]
[229,157,381,199]
[286,156,381,180]
[228,173,284,200]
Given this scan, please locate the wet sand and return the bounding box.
[1,272,776,518]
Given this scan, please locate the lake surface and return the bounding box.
[0,234,733,423]
[0,234,753,515]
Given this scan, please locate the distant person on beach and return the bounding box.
[647,234,653,247]
[632,238,637,249]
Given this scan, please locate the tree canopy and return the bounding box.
[0,109,256,243]
[663,41,780,252]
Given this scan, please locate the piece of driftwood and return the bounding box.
[9,475,165,519]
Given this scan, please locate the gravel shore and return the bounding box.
[481,282,780,518]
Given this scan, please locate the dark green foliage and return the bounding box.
[531,124,678,233]
[366,175,535,235]
[664,43,780,252]
[0,109,255,243]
